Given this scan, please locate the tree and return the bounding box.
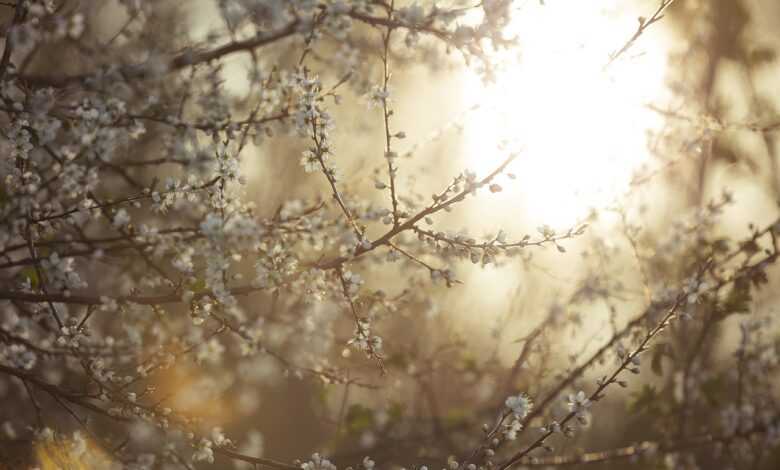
[1,0,779,469]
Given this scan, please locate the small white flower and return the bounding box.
[301,453,337,470]
[567,390,592,415]
[397,3,426,25]
[192,438,214,463]
[505,394,533,419]
[113,209,131,228]
[367,85,390,108]
[503,418,523,440]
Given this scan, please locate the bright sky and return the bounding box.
[461,0,670,228]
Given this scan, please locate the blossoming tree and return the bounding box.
[1,1,779,469]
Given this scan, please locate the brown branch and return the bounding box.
[521,420,777,467]
[315,153,518,270]
[17,20,301,87]
[0,1,26,81]
[605,0,676,68]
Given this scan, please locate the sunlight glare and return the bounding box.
[461,1,669,227]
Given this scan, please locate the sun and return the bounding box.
[461,0,669,228]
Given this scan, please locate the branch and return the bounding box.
[522,420,778,467]
[605,0,676,68]
[0,1,26,81]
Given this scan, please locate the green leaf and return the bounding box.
[443,408,469,427]
[21,267,39,289]
[189,278,208,293]
[627,384,658,415]
[388,401,404,421]
[345,404,374,433]
[460,352,478,372]
[720,281,752,317]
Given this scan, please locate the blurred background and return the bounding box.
[3,0,780,468]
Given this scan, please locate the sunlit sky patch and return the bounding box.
[461,0,670,228]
